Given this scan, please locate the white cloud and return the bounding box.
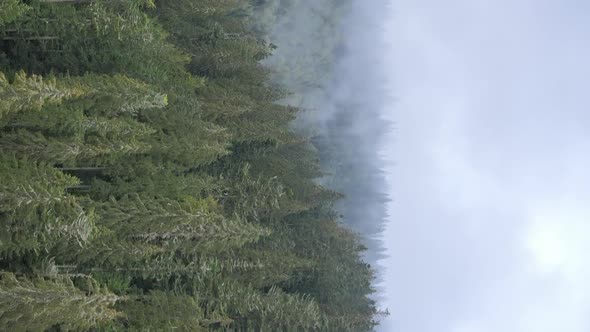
[380,0,590,331]
[525,206,589,278]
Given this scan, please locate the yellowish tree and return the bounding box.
[0,71,84,119]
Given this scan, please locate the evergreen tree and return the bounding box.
[143,105,231,167]
[4,103,155,141]
[0,71,166,119]
[222,163,286,221]
[114,290,211,331]
[0,129,150,165]
[156,0,251,26]
[210,280,322,331]
[62,73,168,116]
[0,71,84,118]
[55,195,271,269]
[96,195,271,254]
[0,0,29,27]
[0,272,120,331]
[0,157,93,257]
[230,248,313,289]
[88,156,220,201]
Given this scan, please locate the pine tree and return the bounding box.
[157,0,251,22]
[190,37,273,78]
[0,157,93,257]
[144,105,231,167]
[230,248,313,289]
[96,195,271,254]
[0,130,150,165]
[0,0,29,27]
[115,290,210,331]
[209,280,322,331]
[40,0,155,7]
[197,82,257,121]
[5,103,155,140]
[286,216,380,331]
[219,163,286,221]
[88,156,220,201]
[226,103,299,145]
[0,272,120,331]
[0,71,167,119]
[55,195,271,269]
[62,74,168,116]
[0,71,85,119]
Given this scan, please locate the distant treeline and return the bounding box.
[258,0,391,267]
[0,0,381,331]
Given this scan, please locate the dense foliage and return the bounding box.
[0,0,381,330]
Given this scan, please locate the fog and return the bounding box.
[257,0,394,327]
[262,0,590,331]
[259,0,393,267]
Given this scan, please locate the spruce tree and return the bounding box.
[0,71,84,119]
[221,163,286,221]
[230,248,313,289]
[0,71,167,119]
[0,272,120,331]
[0,0,29,27]
[0,157,93,257]
[209,280,322,331]
[5,103,155,141]
[88,156,220,201]
[55,195,271,269]
[96,195,271,254]
[115,290,210,331]
[0,130,150,165]
[144,105,231,167]
[62,74,168,116]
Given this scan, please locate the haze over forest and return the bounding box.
[262,0,392,269]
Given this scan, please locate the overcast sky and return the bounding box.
[379,0,590,331]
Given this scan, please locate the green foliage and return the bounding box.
[0,0,29,28]
[60,73,168,116]
[94,194,271,255]
[0,129,151,165]
[0,156,93,257]
[88,157,220,200]
[0,272,120,331]
[209,280,323,331]
[0,71,84,118]
[0,0,382,330]
[115,290,209,331]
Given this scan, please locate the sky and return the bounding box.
[379,0,590,331]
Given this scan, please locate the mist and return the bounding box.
[257,0,394,291]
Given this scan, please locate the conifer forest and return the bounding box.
[0,0,388,330]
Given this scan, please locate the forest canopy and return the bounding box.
[0,0,381,330]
